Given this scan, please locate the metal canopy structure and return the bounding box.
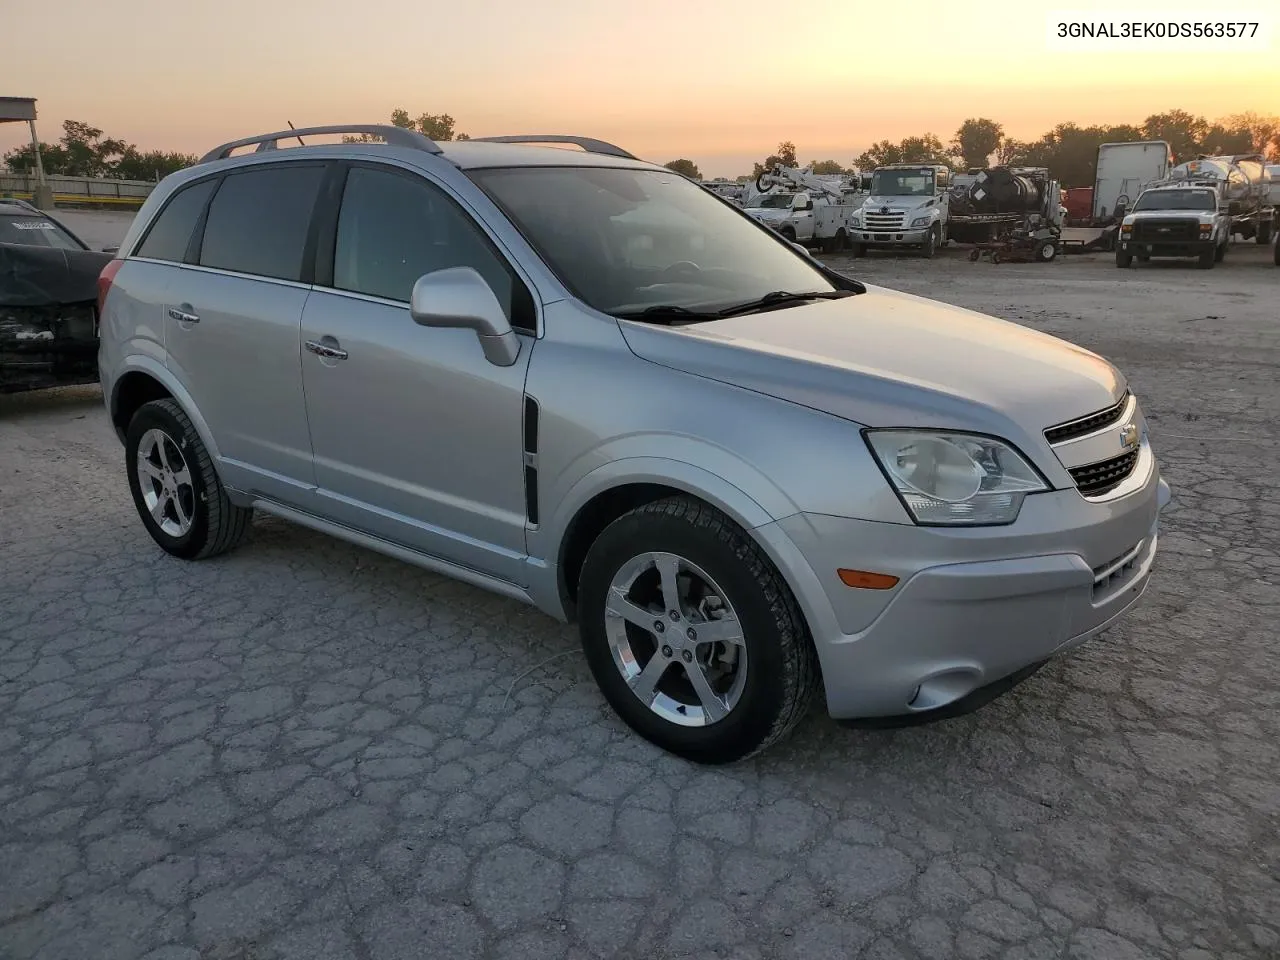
[1,96,53,207]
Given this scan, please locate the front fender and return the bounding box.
[525,452,798,620]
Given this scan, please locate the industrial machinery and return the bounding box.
[1160,154,1274,243]
[948,166,1063,263]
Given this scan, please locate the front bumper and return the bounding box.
[756,464,1169,720]
[1119,236,1214,257]
[851,227,929,246]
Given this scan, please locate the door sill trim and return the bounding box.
[249,498,534,607]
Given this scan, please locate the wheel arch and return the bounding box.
[110,357,219,461]
[543,457,792,623]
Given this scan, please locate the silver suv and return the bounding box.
[98,124,1170,763]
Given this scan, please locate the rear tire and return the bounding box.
[577,497,818,764]
[1255,221,1272,244]
[1036,240,1057,262]
[125,398,251,560]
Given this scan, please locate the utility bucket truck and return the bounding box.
[847,164,951,258]
[742,165,862,252]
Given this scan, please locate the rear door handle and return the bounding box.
[304,338,348,361]
[167,305,200,324]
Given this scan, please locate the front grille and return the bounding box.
[1044,391,1130,444]
[1069,449,1139,496]
[1131,218,1200,242]
[864,211,906,230]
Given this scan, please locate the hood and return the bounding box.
[0,242,112,308]
[863,194,936,212]
[1126,208,1215,222]
[744,207,790,222]
[618,284,1126,460]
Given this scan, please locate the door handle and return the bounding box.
[304,339,348,360]
[167,305,200,324]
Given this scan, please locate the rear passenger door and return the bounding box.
[164,162,326,506]
[299,162,537,584]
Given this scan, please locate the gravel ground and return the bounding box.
[2,213,1279,960]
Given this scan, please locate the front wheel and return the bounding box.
[125,398,252,560]
[1116,249,1133,268]
[577,497,818,764]
[1214,239,1226,262]
[1036,240,1057,262]
[850,243,866,258]
[1197,247,1215,269]
[1255,221,1272,245]
[920,225,938,259]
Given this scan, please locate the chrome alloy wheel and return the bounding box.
[135,427,195,538]
[604,551,747,726]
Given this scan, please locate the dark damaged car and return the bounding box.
[0,199,113,393]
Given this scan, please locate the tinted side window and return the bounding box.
[135,178,216,261]
[333,166,532,330]
[199,165,324,281]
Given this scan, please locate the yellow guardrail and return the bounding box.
[3,191,145,207]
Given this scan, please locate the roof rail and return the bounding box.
[198,124,442,164]
[469,135,638,160]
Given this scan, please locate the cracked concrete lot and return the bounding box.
[2,216,1278,959]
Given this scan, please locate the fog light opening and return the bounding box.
[906,667,984,711]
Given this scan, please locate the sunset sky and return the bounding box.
[3,0,1277,178]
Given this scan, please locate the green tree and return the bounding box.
[856,134,950,170]
[663,158,702,179]
[1141,110,1208,163]
[1219,112,1280,160]
[113,148,198,181]
[809,159,846,175]
[952,118,1004,169]
[2,120,129,177]
[752,140,799,178]
[344,109,471,143]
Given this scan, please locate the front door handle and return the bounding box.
[167,305,200,324]
[304,338,348,361]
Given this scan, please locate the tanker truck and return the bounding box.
[1160,154,1274,243]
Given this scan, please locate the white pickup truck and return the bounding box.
[741,190,859,252]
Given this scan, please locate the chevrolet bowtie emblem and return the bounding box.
[1119,422,1139,450]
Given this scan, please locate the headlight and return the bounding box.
[865,430,1049,526]
[910,216,931,227]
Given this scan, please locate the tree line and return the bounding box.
[9,108,1277,191]
[669,110,1280,188]
[3,121,198,182]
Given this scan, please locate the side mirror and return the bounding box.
[791,241,813,258]
[410,266,520,367]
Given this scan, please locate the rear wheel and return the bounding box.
[577,497,818,764]
[125,398,251,560]
[1036,240,1057,262]
[1255,221,1272,244]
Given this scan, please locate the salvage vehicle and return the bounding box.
[848,163,951,257]
[743,164,862,252]
[98,125,1170,763]
[1116,184,1231,269]
[1,199,113,392]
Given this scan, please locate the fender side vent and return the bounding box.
[523,396,540,525]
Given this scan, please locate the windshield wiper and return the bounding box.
[613,304,721,324]
[715,289,853,318]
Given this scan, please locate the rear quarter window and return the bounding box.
[135,178,218,261]
[198,165,325,281]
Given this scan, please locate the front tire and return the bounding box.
[577,497,818,764]
[920,225,938,258]
[1197,246,1215,269]
[1116,249,1133,268]
[125,398,251,560]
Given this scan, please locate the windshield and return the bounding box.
[0,215,85,250]
[746,193,795,209]
[470,167,837,314]
[870,170,935,197]
[1133,189,1215,212]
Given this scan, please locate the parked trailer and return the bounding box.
[1093,140,1174,221]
